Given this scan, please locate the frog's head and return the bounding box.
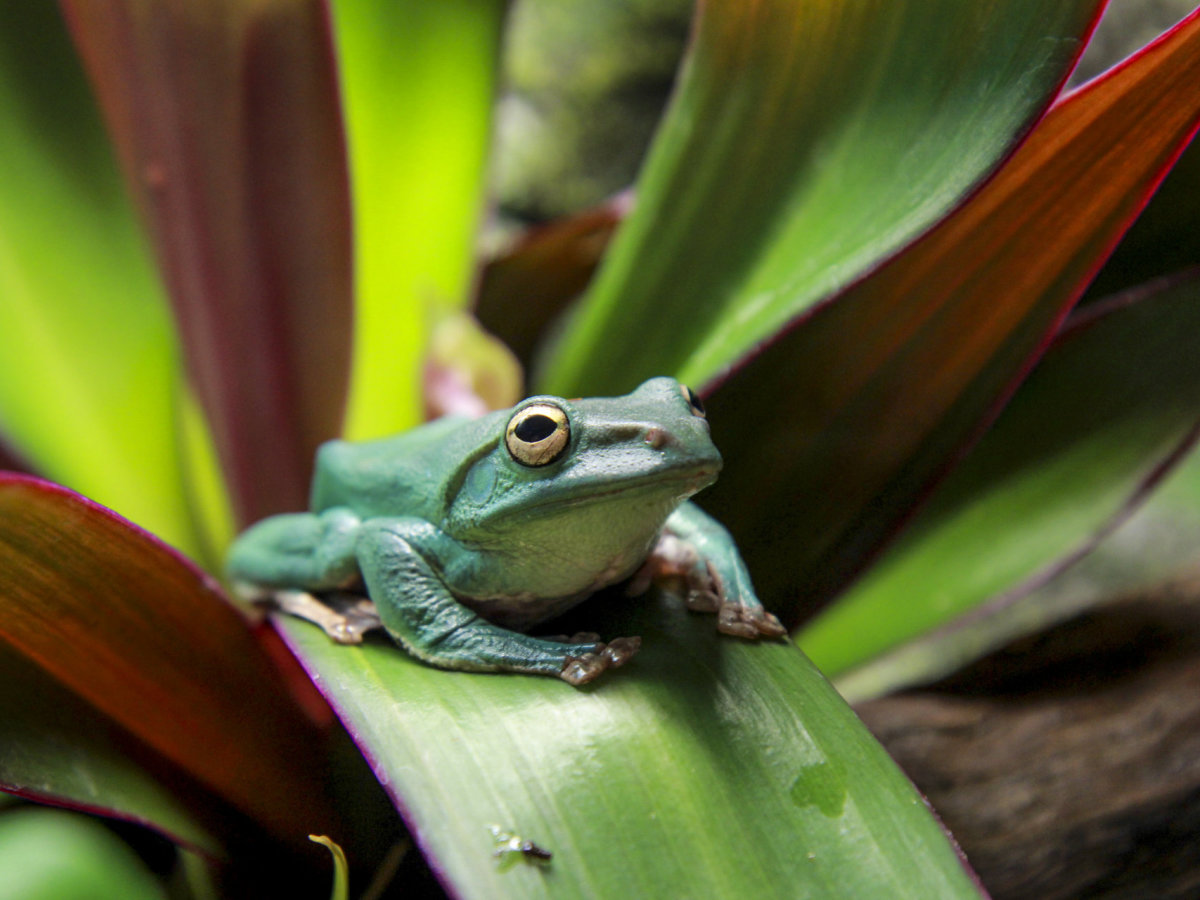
[446,377,721,540]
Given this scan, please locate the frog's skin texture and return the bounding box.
[227,377,784,685]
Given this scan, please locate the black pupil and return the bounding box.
[514,413,558,443]
[685,386,705,414]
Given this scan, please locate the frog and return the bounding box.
[227,377,784,685]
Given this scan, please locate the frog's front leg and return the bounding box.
[228,507,363,591]
[357,518,639,685]
[629,502,786,640]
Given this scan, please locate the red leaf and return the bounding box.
[0,474,336,842]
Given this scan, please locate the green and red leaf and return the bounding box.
[796,273,1200,694]
[701,8,1200,620]
[476,194,628,369]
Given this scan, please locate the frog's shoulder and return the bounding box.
[310,413,505,519]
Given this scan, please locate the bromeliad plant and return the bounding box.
[1,0,1199,897]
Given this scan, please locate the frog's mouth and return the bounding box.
[545,462,720,510]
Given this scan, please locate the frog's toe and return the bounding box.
[717,602,787,641]
[684,586,720,613]
[602,635,641,667]
[559,636,641,685]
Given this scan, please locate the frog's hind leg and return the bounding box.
[227,507,362,591]
[357,519,639,685]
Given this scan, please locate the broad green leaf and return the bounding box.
[0,475,337,843]
[699,9,1200,620]
[797,275,1200,690]
[0,643,218,855]
[0,4,194,552]
[63,0,354,527]
[539,0,1105,395]
[0,807,165,900]
[333,0,507,439]
[277,593,983,899]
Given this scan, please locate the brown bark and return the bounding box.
[858,589,1200,899]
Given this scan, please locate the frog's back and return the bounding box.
[309,415,506,520]
[311,414,499,520]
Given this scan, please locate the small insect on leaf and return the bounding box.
[488,824,553,871]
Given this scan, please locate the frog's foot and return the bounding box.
[559,636,642,686]
[272,589,383,644]
[716,601,786,640]
[631,535,786,641]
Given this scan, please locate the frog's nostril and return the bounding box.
[644,427,669,450]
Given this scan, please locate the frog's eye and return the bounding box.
[681,384,706,418]
[505,403,570,467]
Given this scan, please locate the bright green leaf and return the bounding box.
[799,275,1200,691]
[0,807,165,900]
[333,0,507,438]
[0,4,194,553]
[539,0,1104,395]
[278,592,984,899]
[831,441,1200,702]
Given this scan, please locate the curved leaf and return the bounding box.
[0,643,219,855]
[277,594,983,899]
[62,0,354,526]
[1085,135,1200,301]
[0,475,336,843]
[475,195,627,368]
[700,9,1200,619]
[539,0,1105,395]
[848,414,1200,701]
[797,274,1200,691]
[333,0,507,439]
[0,4,194,551]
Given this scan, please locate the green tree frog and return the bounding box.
[227,377,783,685]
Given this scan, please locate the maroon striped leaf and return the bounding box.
[61,0,354,527]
